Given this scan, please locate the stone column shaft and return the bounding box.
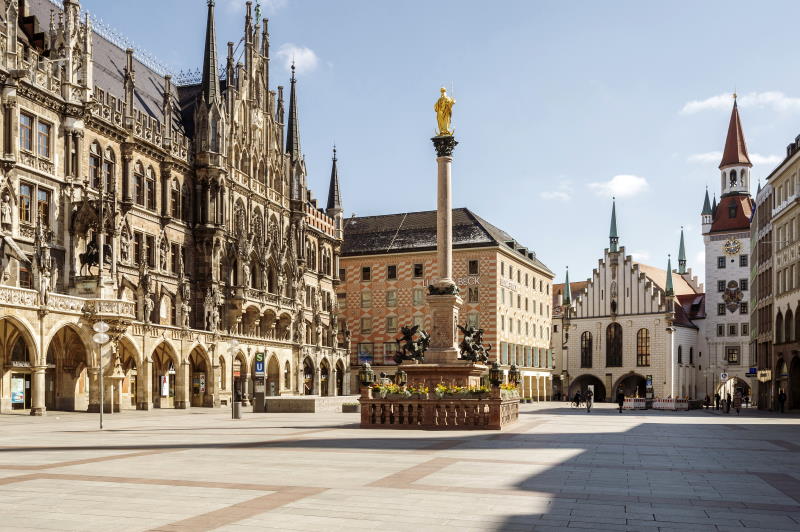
[436,155,453,285]
[30,366,46,416]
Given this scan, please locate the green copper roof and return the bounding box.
[701,188,712,216]
[665,255,674,297]
[678,227,686,274]
[609,198,618,252]
[562,268,572,305]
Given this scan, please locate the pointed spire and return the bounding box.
[712,193,717,213]
[326,146,342,212]
[678,227,687,274]
[719,96,752,169]
[701,186,712,215]
[201,0,221,105]
[285,63,301,160]
[562,267,572,306]
[665,255,674,297]
[609,197,619,252]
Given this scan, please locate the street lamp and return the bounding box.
[508,364,521,387]
[228,339,239,419]
[395,369,408,387]
[92,320,110,430]
[359,362,375,387]
[489,362,502,387]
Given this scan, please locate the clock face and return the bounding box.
[723,239,741,256]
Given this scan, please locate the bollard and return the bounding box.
[233,401,242,419]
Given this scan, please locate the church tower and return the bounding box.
[702,96,755,397]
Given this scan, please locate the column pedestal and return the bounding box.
[30,366,46,416]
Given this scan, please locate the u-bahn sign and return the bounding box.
[255,352,265,376]
[720,372,728,382]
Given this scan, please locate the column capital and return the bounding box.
[431,135,457,157]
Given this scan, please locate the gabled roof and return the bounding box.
[343,208,552,274]
[633,263,698,296]
[719,100,752,169]
[552,281,590,312]
[675,293,706,329]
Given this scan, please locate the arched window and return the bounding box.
[678,345,683,364]
[777,311,784,343]
[181,184,190,223]
[10,336,28,363]
[689,347,694,365]
[580,332,592,368]
[786,309,794,343]
[636,328,650,367]
[284,361,291,390]
[219,356,226,390]
[133,162,145,205]
[103,147,116,193]
[729,169,737,187]
[145,167,156,211]
[171,179,180,218]
[89,142,102,189]
[606,323,622,367]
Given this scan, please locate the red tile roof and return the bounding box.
[710,194,753,233]
[719,100,752,169]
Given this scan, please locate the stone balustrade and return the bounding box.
[359,389,519,430]
[83,298,136,319]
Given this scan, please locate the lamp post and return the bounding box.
[228,339,239,419]
[508,364,521,387]
[92,321,110,430]
[489,362,502,387]
[395,369,408,387]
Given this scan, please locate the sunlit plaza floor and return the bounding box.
[1,402,800,531]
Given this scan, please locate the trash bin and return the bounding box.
[232,401,242,419]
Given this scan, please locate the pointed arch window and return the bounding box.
[145,167,157,211]
[580,331,592,368]
[677,345,683,364]
[171,179,180,218]
[133,162,145,205]
[606,323,622,367]
[89,142,102,189]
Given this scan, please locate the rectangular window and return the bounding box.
[412,288,424,306]
[170,243,179,274]
[385,290,397,307]
[717,324,725,337]
[36,121,51,158]
[383,342,399,365]
[134,232,143,264]
[387,264,397,280]
[500,315,505,331]
[740,255,748,267]
[170,186,180,218]
[19,264,32,289]
[467,312,479,327]
[741,323,749,336]
[338,268,346,281]
[357,343,374,365]
[740,302,748,314]
[509,320,513,333]
[553,324,558,333]
[18,182,32,224]
[740,279,748,291]
[468,287,479,303]
[718,280,726,292]
[717,303,726,316]
[146,176,156,211]
[145,234,155,267]
[19,113,33,152]
[726,347,740,364]
[360,291,372,309]
[361,266,371,281]
[718,257,726,268]
[360,317,372,334]
[501,262,505,276]
[413,315,424,328]
[508,265,513,279]
[386,316,397,333]
[37,189,50,227]
[500,289,505,305]
[413,263,423,278]
[468,260,479,275]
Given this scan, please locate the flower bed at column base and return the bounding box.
[359,396,519,430]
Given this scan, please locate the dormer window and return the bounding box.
[728,203,737,218]
[729,169,737,187]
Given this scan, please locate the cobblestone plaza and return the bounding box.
[1,404,799,531]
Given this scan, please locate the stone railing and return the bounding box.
[360,389,519,430]
[0,286,39,308]
[83,299,136,319]
[47,293,86,314]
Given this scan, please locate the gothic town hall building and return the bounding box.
[0,0,349,414]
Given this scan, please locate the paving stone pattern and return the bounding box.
[1,403,799,531]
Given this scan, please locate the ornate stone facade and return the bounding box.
[0,0,348,415]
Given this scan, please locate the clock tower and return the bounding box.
[702,95,755,399]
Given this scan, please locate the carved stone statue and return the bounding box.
[458,323,491,364]
[120,229,130,262]
[181,300,191,328]
[143,295,154,324]
[204,287,218,331]
[393,325,430,364]
[0,191,11,231]
[159,238,169,271]
[138,263,151,296]
[434,87,456,136]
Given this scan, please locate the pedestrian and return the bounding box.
[574,391,582,408]
[778,389,787,413]
[617,388,625,413]
[744,394,750,408]
[704,394,710,409]
[714,393,721,410]
[733,392,742,415]
[585,389,593,413]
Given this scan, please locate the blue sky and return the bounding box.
[81,0,800,286]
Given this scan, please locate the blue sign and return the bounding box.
[255,361,265,375]
[748,367,757,375]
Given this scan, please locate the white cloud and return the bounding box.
[681,91,800,114]
[587,174,649,198]
[687,151,781,166]
[276,43,319,74]
[630,250,650,262]
[540,180,572,201]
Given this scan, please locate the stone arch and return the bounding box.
[0,316,40,411]
[266,354,280,396]
[786,308,794,344]
[188,344,212,407]
[568,374,607,402]
[303,357,315,395]
[232,350,248,403]
[276,312,291,341]
[335,359,345,396]
[44,324,91,411]
[261,309,277,338]
[151,341,179,408]
[242,305,260,336]
[612,372,646,399]
[319,357,331,397]
[117,336,142,411]
[776,311,784,344]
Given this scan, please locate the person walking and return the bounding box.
[726,393,732,414]
[585,389,594,413]
[714,393,721,410]
[704,394,711,409]
[616,388,625,413]
[733,392,742,415]
[778,389,787,413]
